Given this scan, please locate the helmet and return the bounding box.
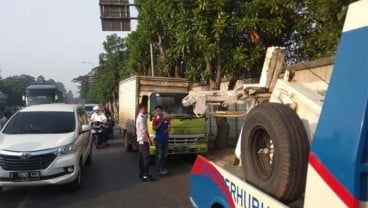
[93,105,100,111]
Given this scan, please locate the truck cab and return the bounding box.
[119,76,208,156]
[23,85,58,106]
[144,92,207,155]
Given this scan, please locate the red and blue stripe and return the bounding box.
[310,11,368,206]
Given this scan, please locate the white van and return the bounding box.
[0,104,93,191]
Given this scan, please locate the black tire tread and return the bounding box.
[85,143,92,166]
[241,102,309,202]
[273,103,309,200]
[69,159,83,191]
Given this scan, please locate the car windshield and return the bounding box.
[28,96,54,105]
[3,111,75,134]
[150,93,195,118]
[84,105,94,111]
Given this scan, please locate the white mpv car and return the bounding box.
[0,104,92,191]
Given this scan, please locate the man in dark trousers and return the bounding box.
[152,105,171,176]
[136,103,153,181]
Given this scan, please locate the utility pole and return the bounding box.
[150,43,154,77]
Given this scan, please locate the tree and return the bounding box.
[82,34,129,112]
[129,0,190,78]
[125,29,151,76]
[46,78,67,102]
[172,0,308,147]
[72,74,90,100]
[299,0,354,60]
[2,75,35,106]
[36,75,46,84]
[65,90,74,103]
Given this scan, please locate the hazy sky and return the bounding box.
[0,0,137,97]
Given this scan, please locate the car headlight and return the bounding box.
[55,144,76,155]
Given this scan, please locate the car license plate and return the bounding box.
[10,171,41,181]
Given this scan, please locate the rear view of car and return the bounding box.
[83,103,98,117]
[0,104,92,191]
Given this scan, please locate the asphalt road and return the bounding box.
[0,131,194,208]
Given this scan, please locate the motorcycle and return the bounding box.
[91,121,107,148]
[105,116,114,140]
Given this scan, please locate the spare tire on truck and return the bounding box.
[241,102,309,202]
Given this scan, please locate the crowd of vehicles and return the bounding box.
[1,2,367,207]
[118,76,208,156]
[0,104,93,191]
[186,1,368,207]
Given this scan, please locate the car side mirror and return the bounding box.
[81,124,91,133]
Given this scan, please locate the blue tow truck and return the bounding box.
[186,1,368,207]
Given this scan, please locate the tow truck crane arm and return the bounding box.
[182,47,287,117]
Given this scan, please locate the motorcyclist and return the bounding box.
[90,105,107,122]
[90,105,108,147]
[100,103,114,140]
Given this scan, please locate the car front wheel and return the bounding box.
[68,160,83,191]
[86,143,92,165]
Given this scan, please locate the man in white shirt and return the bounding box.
[90,105,107,123]
[90,105,108,147]
[136,103,153,181]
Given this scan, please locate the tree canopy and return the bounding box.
[73,0,355,148]
[73,34,129,111]
[76,0,354,108]
[122,0,354,90]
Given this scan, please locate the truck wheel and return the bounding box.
[241,103,309,202]
[124,131,133,152]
